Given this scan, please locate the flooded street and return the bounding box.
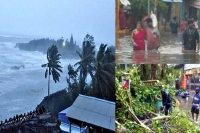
[116,31,200,64]
[175,89,200,124]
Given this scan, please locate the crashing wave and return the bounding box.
[10,65,25,70]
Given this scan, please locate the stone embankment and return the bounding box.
[0,106,62,133]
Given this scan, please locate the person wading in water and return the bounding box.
[182,19,200,51]
[191,87,200,122]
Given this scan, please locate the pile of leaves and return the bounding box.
[116,67,200,133]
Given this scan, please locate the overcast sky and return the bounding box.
[0,0,115,45]
[184,64,200,70]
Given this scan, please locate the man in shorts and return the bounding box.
[191,87,200,121]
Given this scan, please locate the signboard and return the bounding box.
[190,0,200,9]
[121,75,130,90]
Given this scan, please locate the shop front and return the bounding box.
[116,0,131,33]
[189,0,200,20]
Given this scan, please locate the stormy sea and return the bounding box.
[0,36,81,121]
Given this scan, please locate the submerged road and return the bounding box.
[116,31,200,64]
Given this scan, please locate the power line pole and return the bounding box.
[148,0,150,14]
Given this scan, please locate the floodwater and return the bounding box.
[175,89,200,124]
[116,31,200,64]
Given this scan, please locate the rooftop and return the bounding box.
[66,95,115,131]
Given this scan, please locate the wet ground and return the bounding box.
[176,89,200,124]
[116,31,200,64]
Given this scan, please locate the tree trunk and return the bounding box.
[161,64,165,79]
[48,68,50,96]
[79,70,85,95]
[151,64,157,80]
[142,64,146,80]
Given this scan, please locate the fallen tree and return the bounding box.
[116,66,200,133]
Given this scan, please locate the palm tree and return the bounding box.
[66,64,79,100]
[74,34,95,94]
[42,45,62,96]
[93,44,115,101]
[66,64,78,92]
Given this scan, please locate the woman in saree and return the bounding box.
[131,22,146,50]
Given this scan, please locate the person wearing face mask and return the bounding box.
[182,19,200,51]
[131,22,146,50]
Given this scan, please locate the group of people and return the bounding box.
[131,11,160,51]
[131,13,200,51]
[161,86,200,122]
[170,16,200,51]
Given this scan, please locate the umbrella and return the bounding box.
[120,0,131,6]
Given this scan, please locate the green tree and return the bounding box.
[75,34,95,94]
[92,44,115,101]
[42,45,63,96]
[129,0,168,22]
[66,64,79,100]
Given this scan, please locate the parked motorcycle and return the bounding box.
[175,89,189,98]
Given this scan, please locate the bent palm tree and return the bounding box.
[66,64,78,92]
[42,45,62,96]
[75,34,95,94]
[93,44,115,101]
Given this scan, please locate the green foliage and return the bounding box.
[129,0,168,22]
[167,108,200,133]
[37,89,73,115]
[75,34,95,95]
[68,34,115,102]
[66,64,80,101]
[93,44,115,101]
[16,35,81,59]
[42,44,63,96]
[116,65,200,133]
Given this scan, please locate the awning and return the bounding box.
[163,0,182,2]
[58,108,70,124]
[173,0,183,2]
[120,0,131,6]
[190,0,200,9]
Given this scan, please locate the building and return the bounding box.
[116,0,131,34]
[59,95,115,133]
[189,0,200,20]
[156,0,183,31]
[162,0,183,21]
[58,108,87,133]
[180,65,200,90]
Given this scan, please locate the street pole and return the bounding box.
[148,0,150,14]
[155,0,156,13]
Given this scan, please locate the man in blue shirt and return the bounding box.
[191,87,200,121]
[170,17,179,34]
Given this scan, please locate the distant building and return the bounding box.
[180,66,200,90]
